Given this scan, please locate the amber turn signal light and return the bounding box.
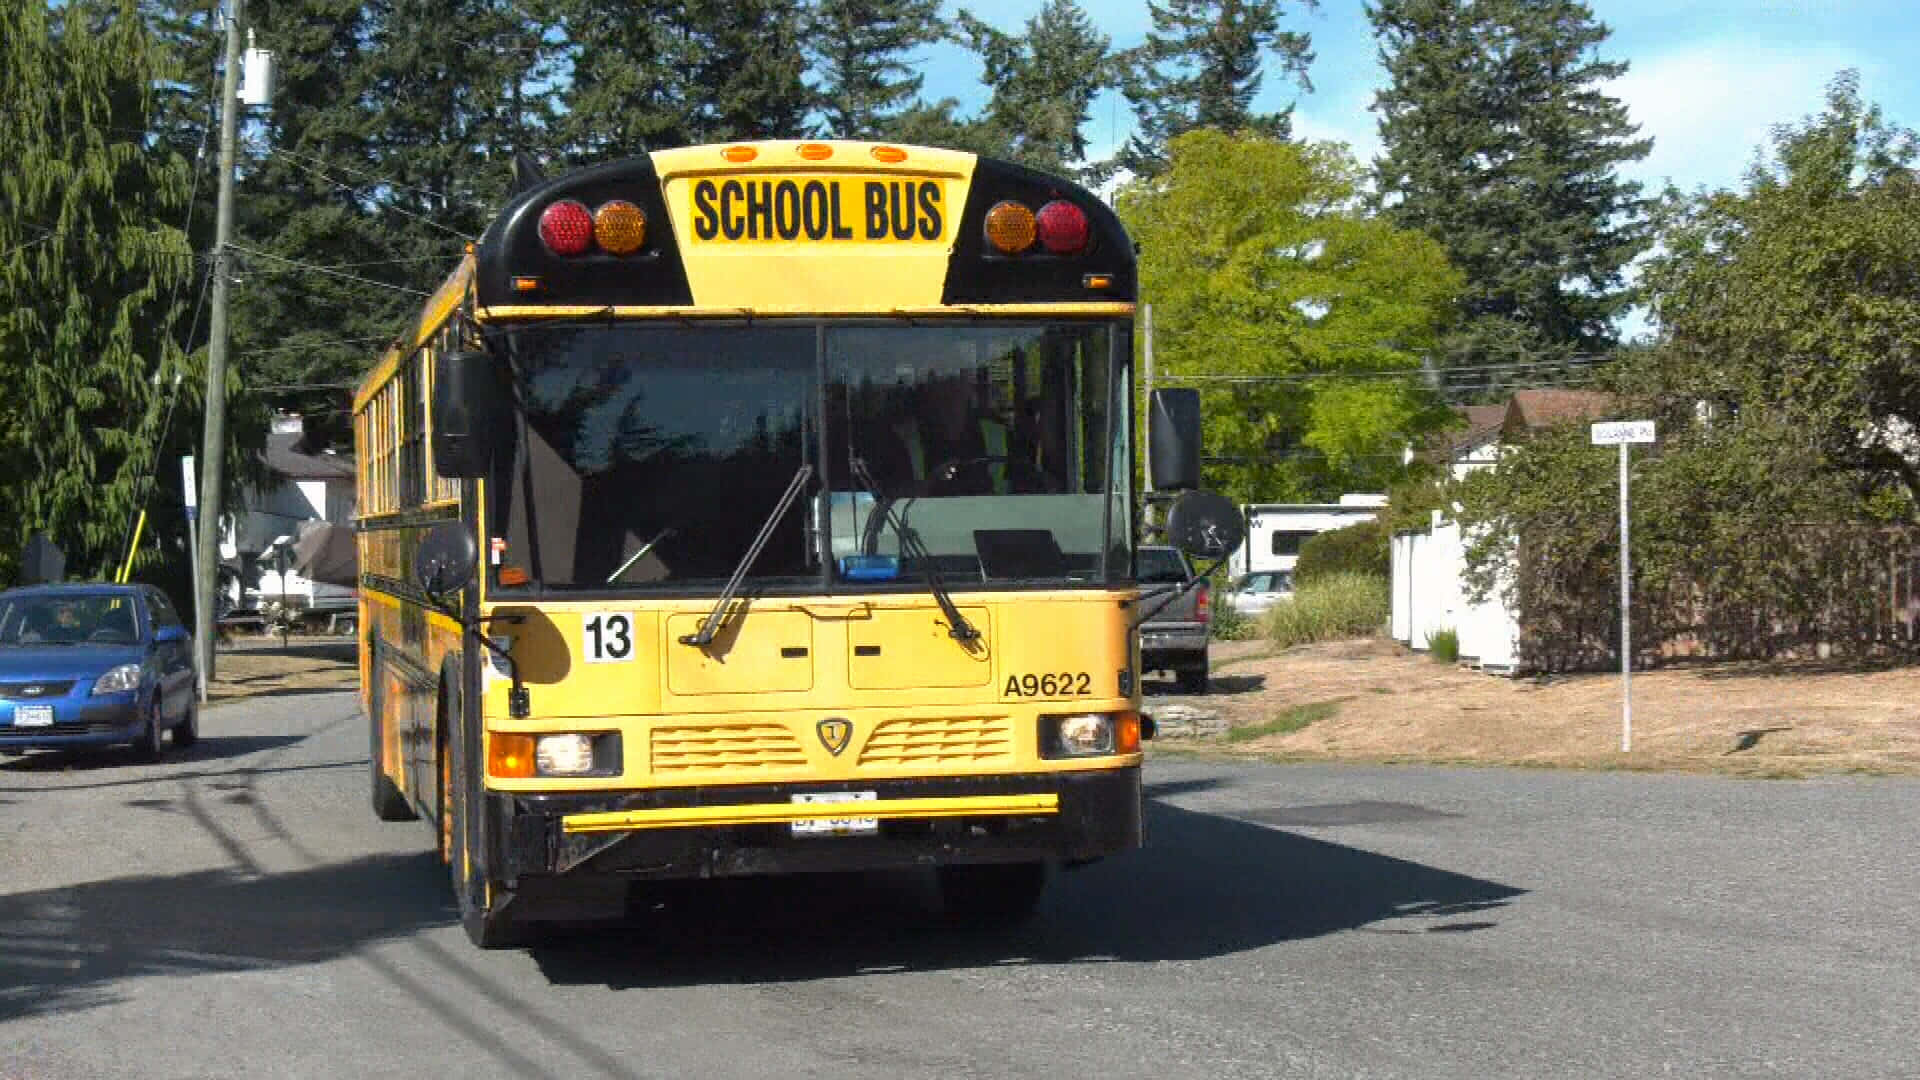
[488,733,535,778]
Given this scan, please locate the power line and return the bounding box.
[264,144,462,205]
[227,243,432,297]
[264,147,476,241]
[238,335,400,357]
[246,380,359,392]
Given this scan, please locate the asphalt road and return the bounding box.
[4,690,1917,1079]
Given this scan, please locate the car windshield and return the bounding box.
[486,319,1131,593]
[0,594,140,646]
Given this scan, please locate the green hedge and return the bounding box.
[1293,518,1389,585]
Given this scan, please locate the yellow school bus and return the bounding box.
[354,140,1237,947]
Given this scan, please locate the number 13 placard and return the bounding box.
[582,612,636,663]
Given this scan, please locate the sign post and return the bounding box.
[182,455,206,704]
[1591,421,1656,752]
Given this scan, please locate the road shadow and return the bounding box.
[0,734,309,775]
[1143,672,1267,697]
[0,851,453,1024]
[529,797,1524,990]
[218,639,359,663]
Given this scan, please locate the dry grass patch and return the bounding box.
[1157,638,1920,777]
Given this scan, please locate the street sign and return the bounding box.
[1591,420,1656,445]
[1592,421,1656,752]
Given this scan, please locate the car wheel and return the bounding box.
[1176,666,1209,694]
[133,699,165,762]
[173,696,200,748]
[937,861,1048,927]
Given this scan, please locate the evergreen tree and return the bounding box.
[684,0,813,142]
[1116,0,1316,179]
[1369,0,1651,368]
[0,0,193,580]
[879,97,1015,157]
[809,0,945,139]
[954,0,1114,175]
[554,0,695,160]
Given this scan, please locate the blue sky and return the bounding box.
[926,0,1920,197]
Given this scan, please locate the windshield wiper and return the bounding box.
[678,465,813,648]
[849,457,980,644]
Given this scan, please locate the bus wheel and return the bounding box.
[368,668,416,822]
[936,861,1048,928]
[443,719,525,949]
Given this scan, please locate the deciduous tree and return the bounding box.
[1117,130,1460,503]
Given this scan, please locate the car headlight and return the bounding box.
[92,664,143,695]
[1040,712,1141,758]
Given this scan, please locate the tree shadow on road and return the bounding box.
[529,797,1525,990]
[0,851,453,1024]
[0,735,310,776]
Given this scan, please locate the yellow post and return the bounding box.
[117,509,149,584]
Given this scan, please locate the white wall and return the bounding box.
[1391,512,1520,673]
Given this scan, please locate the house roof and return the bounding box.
[1503,389,1614,435]
[262,430,354,481]
[1414,403,1508,464]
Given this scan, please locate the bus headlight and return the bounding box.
[488,733,620,778]
[1040,712,1140,758]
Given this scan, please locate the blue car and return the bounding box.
[0,584,198,760]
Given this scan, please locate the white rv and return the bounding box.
[1229,494,1388,578]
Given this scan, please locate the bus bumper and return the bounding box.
[488,767,1143,886]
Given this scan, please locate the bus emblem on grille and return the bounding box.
[817,718,852,756]
[21,685,45,697]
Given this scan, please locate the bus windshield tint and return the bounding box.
[827,323,1127,585]
[490,324,818,590]
[487,320,1129,592]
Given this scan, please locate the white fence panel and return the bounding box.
[1391,516,1521,674]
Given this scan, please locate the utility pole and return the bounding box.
[194,0,244,700]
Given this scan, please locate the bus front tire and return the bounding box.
[937,861,1048,928]
[444,723,527,949]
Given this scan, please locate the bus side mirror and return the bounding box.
[1149,388,1201,492]
[416,521,478,604]
[1165,490,1244,561]
[433,350,506,479]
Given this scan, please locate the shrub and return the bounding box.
[1426,627,1460,663]
[1294,518,1389,585]
[1265,572,1390,648]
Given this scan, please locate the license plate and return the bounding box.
[14,705,54,727]
[791,791,878,837]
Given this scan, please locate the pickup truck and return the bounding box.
[1137,544,1210,693]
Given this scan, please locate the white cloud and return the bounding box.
[1610,39,1866,194]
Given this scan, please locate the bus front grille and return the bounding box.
[649,723,810,775]
[857,716,1013,768]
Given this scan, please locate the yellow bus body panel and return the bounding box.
[476,591,1140,794]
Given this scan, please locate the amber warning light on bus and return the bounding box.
[538,198,648,257]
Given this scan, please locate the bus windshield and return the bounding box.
[486,320,1129,593]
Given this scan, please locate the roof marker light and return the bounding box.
[722,145,758,162]
[871,146,908,163]
[797,142,833,160]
